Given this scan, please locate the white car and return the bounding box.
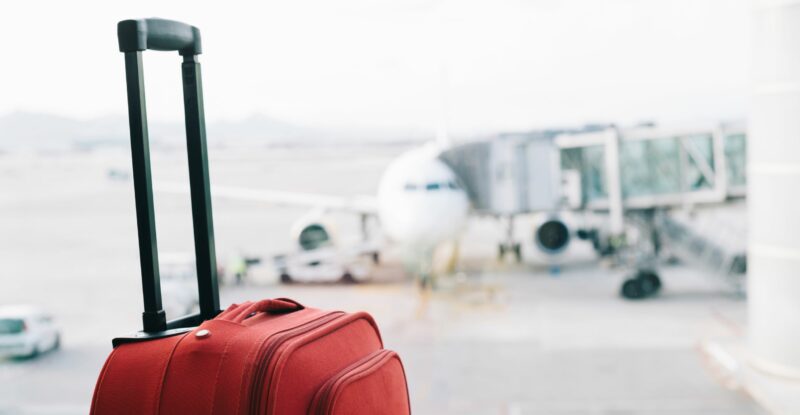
[0,305,61,359]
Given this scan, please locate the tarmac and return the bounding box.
[0,260,764,414]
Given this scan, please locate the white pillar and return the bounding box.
[604,130,623,235]
[749,0,800,376]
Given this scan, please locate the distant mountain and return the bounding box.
[0,112,178,151]
[211,114,316,144]
[0,111,425,151]
[0,112,122,151]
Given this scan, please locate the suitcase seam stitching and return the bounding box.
[89,348,119,413]
[255,311,344,415]
[210,329,242,415]
[265,313,374,414]
[235,327,282,415]
[332,350,395,412]
[317,349,392,414]
[155,333,191,415]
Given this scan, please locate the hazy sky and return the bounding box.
[0,0,749,135]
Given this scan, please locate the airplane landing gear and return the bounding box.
[497,214,522,263]
[340,272,357,284]
[498,243,522,263]
[620,269,662,300]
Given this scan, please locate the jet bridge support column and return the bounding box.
[604,129,623,236]
[748,0,800,376]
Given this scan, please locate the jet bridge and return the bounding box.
[439,130,571,260]
[440,122,748,284]
[441,122,747,220]
[556,122,746,216]
[439,131,565,216]
[554,122,748,297]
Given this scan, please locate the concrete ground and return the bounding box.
[0,261,763,414]
[259,263,761,415]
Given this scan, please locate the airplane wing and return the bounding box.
[154,182,379,215]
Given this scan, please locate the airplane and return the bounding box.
[154,136,583,288]
[153,119,748,299]
[156,141,471,287]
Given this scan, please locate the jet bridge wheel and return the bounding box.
[637,270,662,292]
[621,279,645,299]
[620,270,662,300]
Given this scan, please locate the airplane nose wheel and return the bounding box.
[620,270,662,300]
[280,272,294,284]
[498,243,522,263]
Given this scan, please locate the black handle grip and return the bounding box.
[118,18,201,56]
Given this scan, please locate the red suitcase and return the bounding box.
[91,18,410,415]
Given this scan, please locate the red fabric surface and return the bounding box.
[310,350,410,415]
[90,333,185,414]
[265,314,383,415]
[90,299,408,415]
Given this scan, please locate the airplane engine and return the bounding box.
[534,217,570,254]
[279,214,374,285]
[290,214,338,251]
[297,223,332,251]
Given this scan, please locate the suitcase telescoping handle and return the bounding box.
[116,18,219,341]
[118,18,201,56]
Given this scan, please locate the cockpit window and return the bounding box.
[404,181,461,192]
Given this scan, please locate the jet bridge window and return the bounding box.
[560,145,608,202]
[619,134,715,197]
[620,137,681,197]
[682,134,715,191]
[725,133,746,187]
[426,183,441,190]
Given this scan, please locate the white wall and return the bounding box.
[748,0,800,376]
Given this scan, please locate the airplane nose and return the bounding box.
[380,193,468,247]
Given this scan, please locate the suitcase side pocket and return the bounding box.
[309,349,410,415]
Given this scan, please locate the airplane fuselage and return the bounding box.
[376,144,470,255]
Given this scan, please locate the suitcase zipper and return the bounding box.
[248,312,345,415]
[311,349,394,415]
